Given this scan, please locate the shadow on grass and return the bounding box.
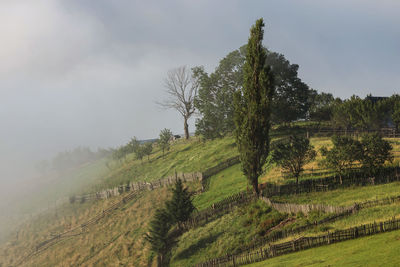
[174,232,223,260]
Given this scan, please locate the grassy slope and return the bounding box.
[247,229,400,267]
[96,136,238,190]
[0,186,180,267]
[1,135,400,266]
[171,200,286,267]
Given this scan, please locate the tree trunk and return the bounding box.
[295,175,299,194]
[251,178,260,198]
[184,118,189,140]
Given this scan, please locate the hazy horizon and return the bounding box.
[0,0,399,210]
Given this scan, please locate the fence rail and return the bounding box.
[195,217,400,266]
[191,192,400,265]
[261,167,400,198]
[14,190,141,267]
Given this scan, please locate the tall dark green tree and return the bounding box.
[194,45,311,139]
[234,18,274,197]
[145,208,175,267]
[165,178,195,230]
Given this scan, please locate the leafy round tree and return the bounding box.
[320,135,362,184]
[272,135,316,192]
[359,133,393,175]
[233,18,274,197]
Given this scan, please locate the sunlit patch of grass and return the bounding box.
[247,229,400,267]
[271,182,400,206]
[170,200,286,267]
[97,136,239,190]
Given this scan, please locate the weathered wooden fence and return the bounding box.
[182,191,255,230]
[261,197,353,215]
[190,192,400,265]
[195,217,400,266]
[70,171,203,203]
[261,166,400,198]
[182,167,400,230]
[71,155,241,203]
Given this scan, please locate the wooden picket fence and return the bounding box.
[70,155,241,204]
[261,197,353,215]
[180,167,400,231]
[195,217,400,266]
[70,172,203,203]
[261,166,400,198]
[190,192,400,264]
[182,191,255,230]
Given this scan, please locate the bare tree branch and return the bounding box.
[157,66,199,139]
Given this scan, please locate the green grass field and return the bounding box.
[171,200,286,267]
[247,229,400,267]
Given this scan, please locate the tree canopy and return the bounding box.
[165,178,195,230]
[195,44,312,139]
[319,135,362,184]
[272,135,316,191]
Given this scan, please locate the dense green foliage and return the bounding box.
[307,90,338,122]
[234,18,274,196]
[194,44,313,139]
[331,95,399,131]
[194,47,245,139]
[320,135,362,183]
[272,135,316,190]
[145,208,175,267]
[359,133,393,174]
[166,178,195,230]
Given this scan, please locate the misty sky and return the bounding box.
[0,0,399,185]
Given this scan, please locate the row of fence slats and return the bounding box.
[195,217,400,266]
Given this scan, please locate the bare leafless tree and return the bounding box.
[158,66,199,139]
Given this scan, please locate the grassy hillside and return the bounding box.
[95,136,238,190]
[0,186,178,266]
[1,135,400,267]
[247,229,400,267]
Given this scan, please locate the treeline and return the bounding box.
[36,147,113,174]
[192,45,400,139]
[112,137,154,163]
[112,129,173,162]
